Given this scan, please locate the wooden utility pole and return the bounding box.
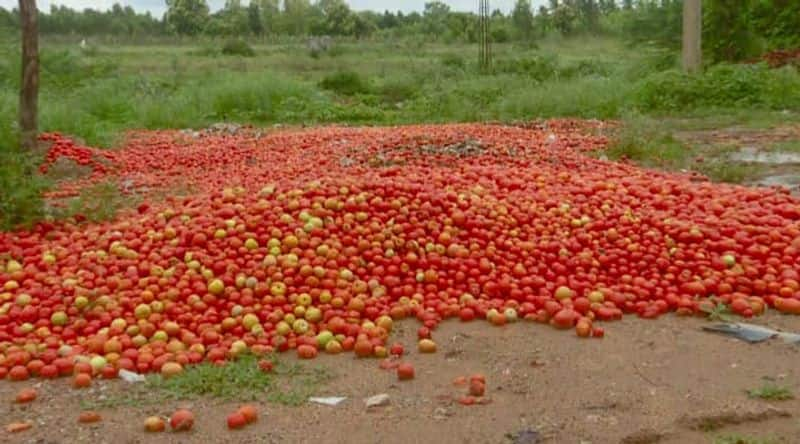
[19,0,39,151]
[682,0,702,73]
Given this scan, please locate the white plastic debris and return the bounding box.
[703,323,800,344]
[118,369,146,383]
[364,393,390,408]
[309,396,347,406]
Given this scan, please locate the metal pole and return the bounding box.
[479,0,491,72]
[19,0,39,150]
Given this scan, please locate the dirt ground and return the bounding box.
[2,314,800,444]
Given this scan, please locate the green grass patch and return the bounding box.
[54,181,134,224]
[698,300,735,322]
[697,161,753,184]
[747,383,794,401]
[81,354,330,410]
[0,150,49,230]
[221,38,255,57]
[772,140,800,152]
[713,435,778,444]
[605,116,690,169]
[319,70,372,96]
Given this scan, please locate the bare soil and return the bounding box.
[3,314,800,444]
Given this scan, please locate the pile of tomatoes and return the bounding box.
[1,121,798,381]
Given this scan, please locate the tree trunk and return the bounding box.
[682,0,702,74]
[19,0,39,151]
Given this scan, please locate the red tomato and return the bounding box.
[170,409,194,431]
[396,363,415,381]
[227,411,247,429]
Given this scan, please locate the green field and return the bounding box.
[2,35,799,149]
[1,31,800,229]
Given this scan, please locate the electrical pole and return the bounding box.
[19,0,39,151]
[682,0,701,73]
[478,0,492,72]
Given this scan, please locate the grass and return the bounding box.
[698,162,754,184]
[81,354,331,410]
[4,37,797,149]
[55,182,134,224]
[772,140,800,152]
[699,300,735,322]
[605,115,690,169]
[713,435,778,444]
[747,383,794,401]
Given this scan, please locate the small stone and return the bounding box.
[433,407,451,421]
[364,394,390,408]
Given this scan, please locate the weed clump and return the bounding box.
[222,39,255,57]
[319,70,371,96]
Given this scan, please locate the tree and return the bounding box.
[511,0,535,40]
[575,0,599,33]
[166,0,209,35]
[422,1,450,36]
[622,0,633,10]
[378,10,398,29]
[19,0,38,151]
[247,2,263,35]
[704,0,757,63]
[258,0,280,35]
[283,0,311,35]
[315,0,356,36]
[536,6,551,35]
[597,0,617,15]
[551,3,578,35]
[353,11,377,39]
[750,0,800,49]
[0,7,15,31]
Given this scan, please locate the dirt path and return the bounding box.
[3,314,800,444]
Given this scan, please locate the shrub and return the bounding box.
[221,39,255,57]
[206,74,309,121]
[441,53,466,70]
[376,76,420,104]
[559,58,613,79]
[0,149,49,231]
[326,45,345,58]
[318,71,371,96]
[495,54,559,81]
[634,63,800,111]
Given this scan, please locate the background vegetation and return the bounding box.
[0,0,799,229]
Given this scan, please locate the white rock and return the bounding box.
[364,393,390,408]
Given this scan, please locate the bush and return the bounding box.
[559,58,613,79]
[205,73,316,122]
[376,75,420,104]
[495,54,559,81]
[319,71,371,96]
[0,149,49,231]
[326,45,346,58]
[441,53,466,70]
[634,63,800,111]
[221,39,255,57]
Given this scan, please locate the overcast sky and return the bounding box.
[0,1,549,18]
